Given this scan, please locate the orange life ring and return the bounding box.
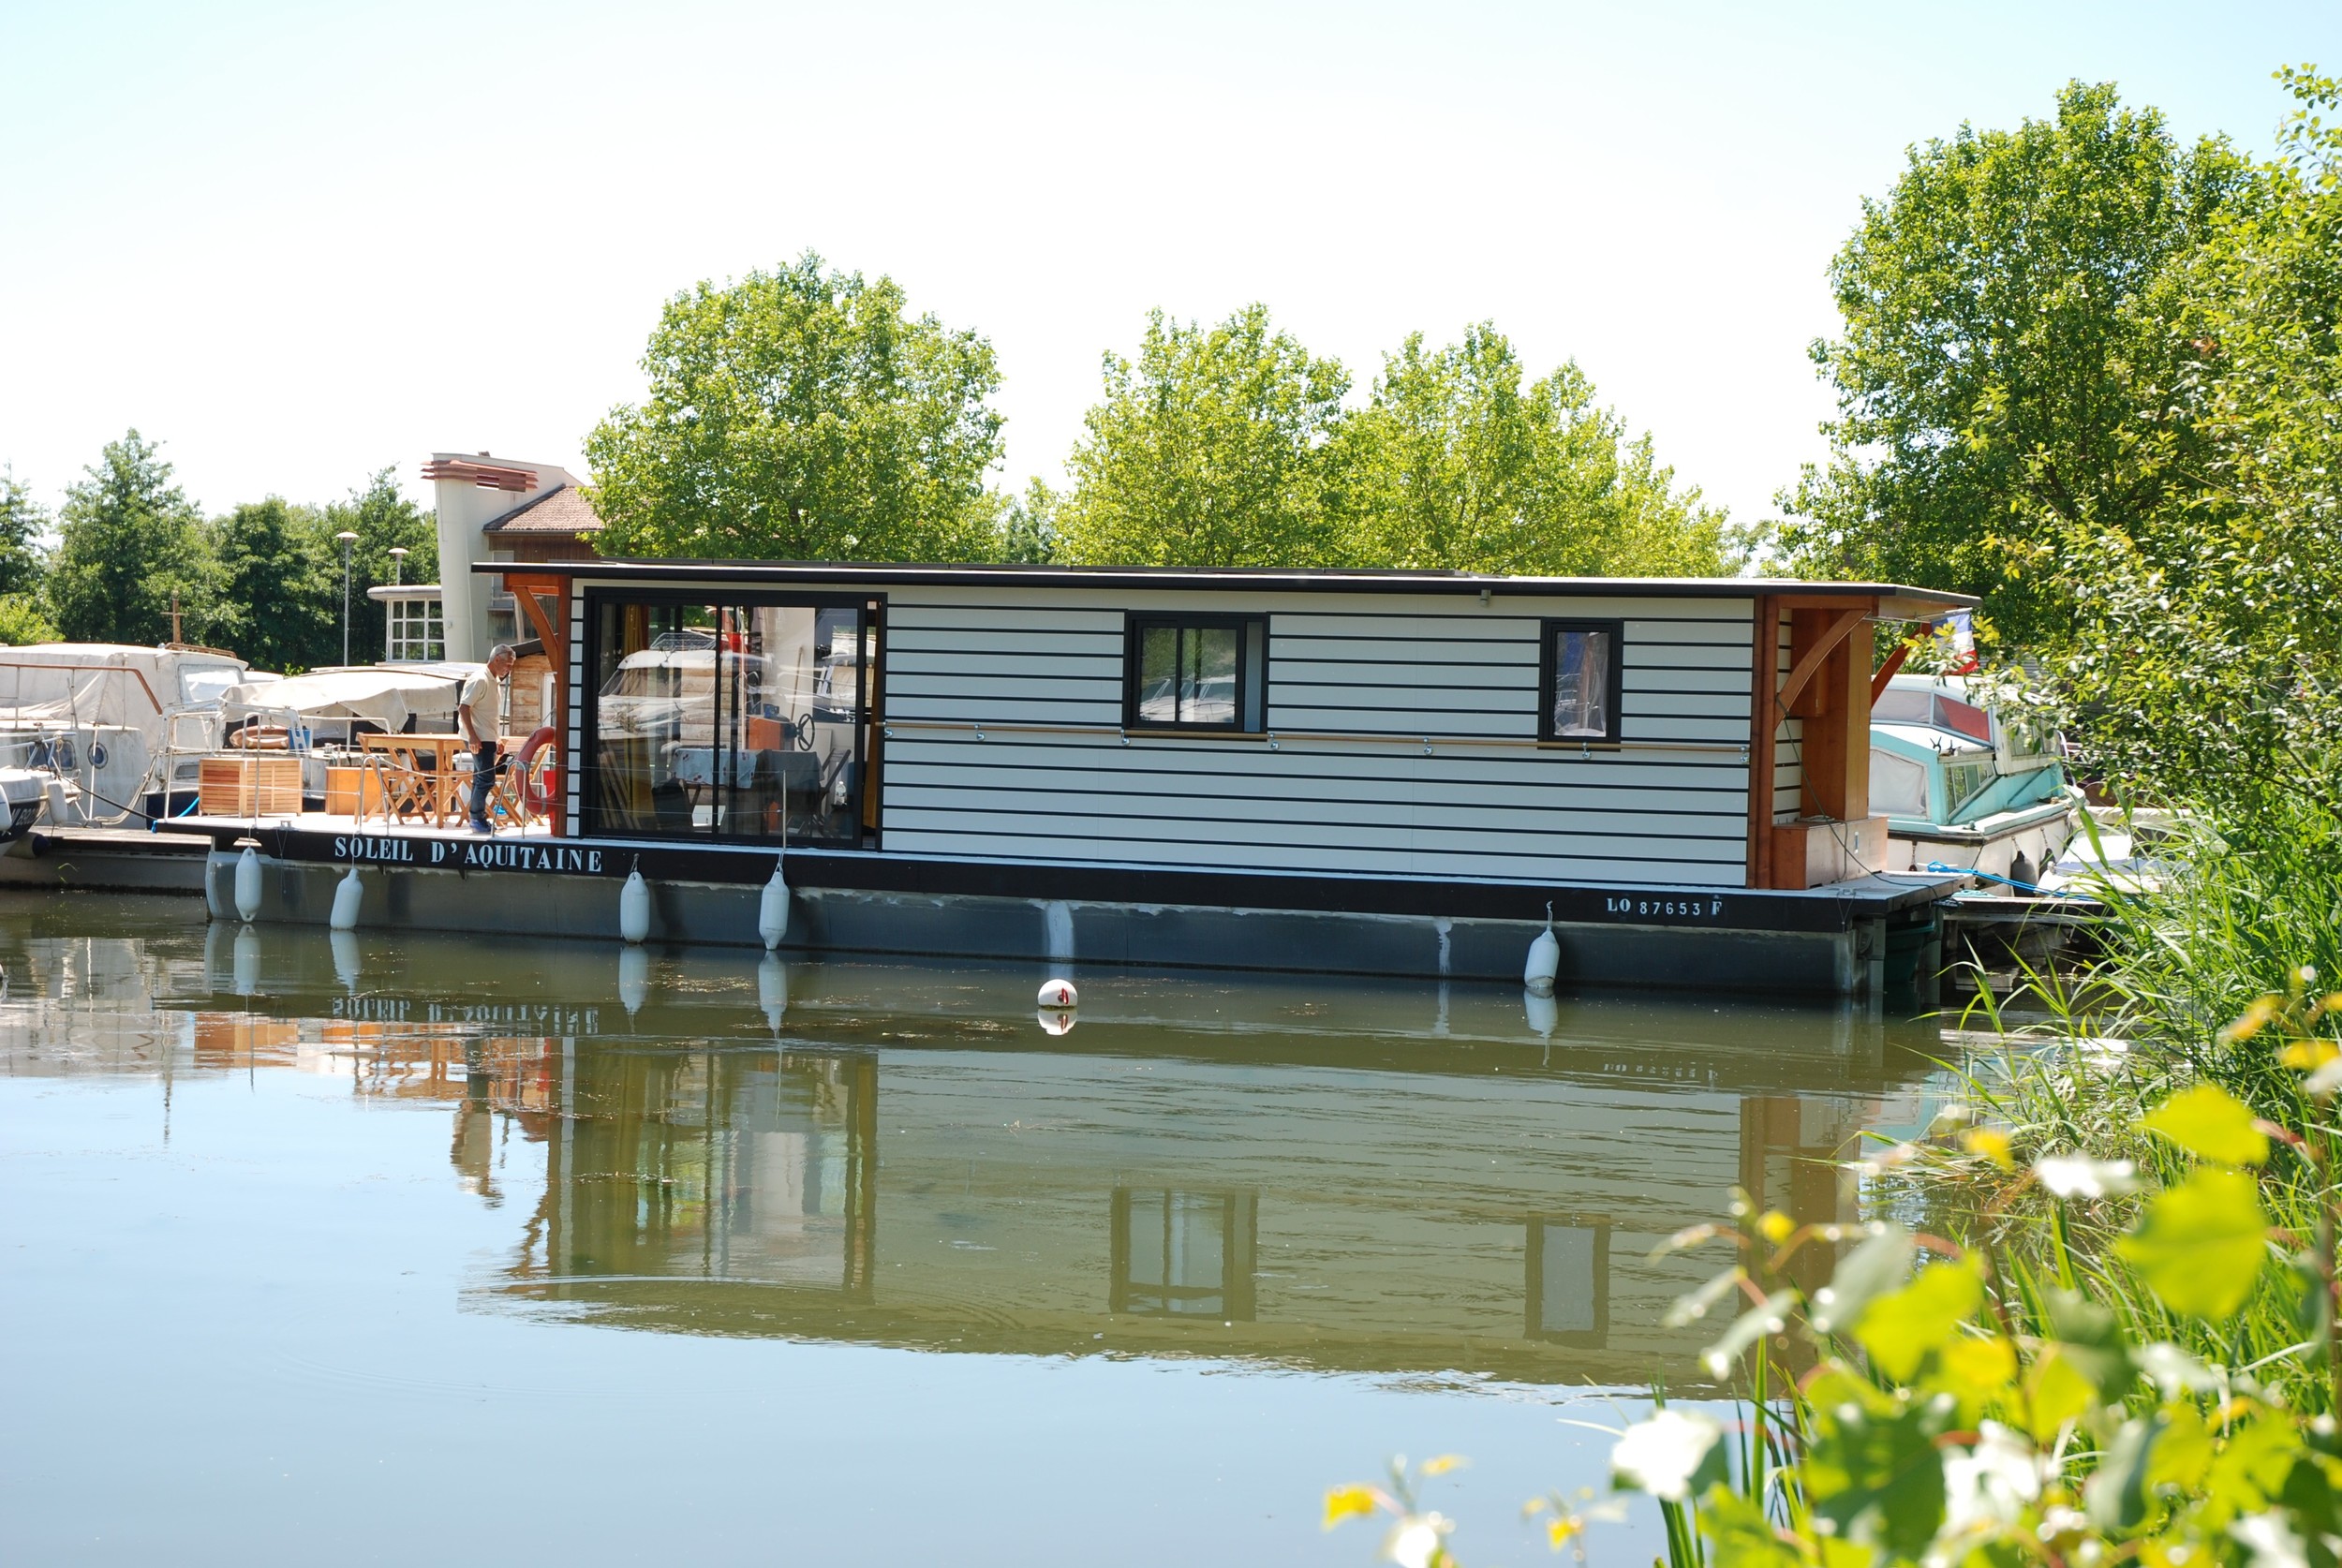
[515,725,559,812]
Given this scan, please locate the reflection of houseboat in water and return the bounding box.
[0,896,1944,1384]
[33,918,1942,1386]
[165,542,1979,997]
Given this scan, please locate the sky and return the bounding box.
[1,0,2334,533]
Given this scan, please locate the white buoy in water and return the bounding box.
[757,952,788,1032]
[1523,901,1560,997]
[330,928,362,992]
[758,857,790,951]
[232,925,260,998]
[329,865,363,931]
[233,844,262,922]
[1039,977,1077,1009]
[1037,1008,1076,1037]
[619,869,650,943]
[617,944,648,1017]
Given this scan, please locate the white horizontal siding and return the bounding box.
[870,590,1757,886]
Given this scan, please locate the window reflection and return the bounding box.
[516,1049,877,1298]
[1525,1214,1610,1347]
[1546,624,1616,741]
[587,598,869,844]
[1109,1188,1257,1319]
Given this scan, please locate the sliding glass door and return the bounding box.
[585,593,874,847]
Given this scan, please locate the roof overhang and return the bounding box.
[470,558,1979,610]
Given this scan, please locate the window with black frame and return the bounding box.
[1124,614,1267,732]
[584,594,870,845]
[1539,619,1623,743]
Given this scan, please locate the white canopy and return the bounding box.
[219,663,479,735]
[0,643,250,733]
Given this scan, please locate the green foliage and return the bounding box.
[1777,80,2248,643]
[0,465,49,598]
[1332,325,1742,576]
[993,479,1059,565]
[1999,68,2342,824]
[0,593,60,646]
[1053,304,1351,568]
[586,252,1005,563]
[206,498,331,673]
[1054,308,1742,574]
[46,430,207,645]
[1337,1057,2342,1566]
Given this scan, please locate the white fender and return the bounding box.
[1038,977,1077,1009]
[329,865,363,931]
[1523,902,1560,996]
[233,845,261,922]
[330,928,362,992]
[758,857,790,951]
[617,944,648,1017]
[232,924,260,998]
[1524,986,1559,1040]
[757,952,788,1032]
[619,870,650,944]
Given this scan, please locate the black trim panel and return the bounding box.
[207,824,1949,932]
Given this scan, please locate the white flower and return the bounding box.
[1380,1512,1453,1568]
[2232,1513,2311,1568]
[2034,1154,2139,1198]
[1941,1422,2045,1536]
[1611,1410,1724,1502]
[2137,1341,2222,1398]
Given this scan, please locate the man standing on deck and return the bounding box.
[459,643,516,835]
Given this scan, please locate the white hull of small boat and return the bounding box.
[1881,795,2080,885]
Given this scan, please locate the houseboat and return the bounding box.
[1869,672,2079,883]
[173,555,1975,998]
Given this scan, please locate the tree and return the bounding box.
[994,479,1059,565]
[0,466,49,598]
[1332,325,1740,576]
[47,431,207,645]
[317,467,437,663]
[1052,304,1351,567]
[2002,67,2342,827]
[1778,81,2248,643]
[586,253,1004,562]
[0,596,59,645]
[207,498,331,672]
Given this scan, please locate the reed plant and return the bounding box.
[1329,803,2342,1565]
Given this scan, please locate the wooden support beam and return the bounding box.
[1870,640,1912,702]
[1775,606,1868,719]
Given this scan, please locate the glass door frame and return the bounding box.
[578,586,883,849]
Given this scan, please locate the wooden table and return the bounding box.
[360,733,469,825]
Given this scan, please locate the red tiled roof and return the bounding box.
[481,484,602,536]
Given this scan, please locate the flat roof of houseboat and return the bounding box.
[477,559,1974,617]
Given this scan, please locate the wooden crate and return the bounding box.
[324,765,361,816]
[198,757,303,817]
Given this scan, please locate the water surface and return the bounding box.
[0,893,1946,1564]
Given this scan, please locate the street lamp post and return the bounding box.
[388,545,407,584]
[335,531,359,666]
